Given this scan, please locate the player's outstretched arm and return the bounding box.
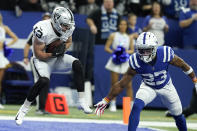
[94,68,136,116]
[170,54,197,92]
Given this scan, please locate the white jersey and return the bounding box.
[32,19,73,57]
[31,19,77,80]
[111,32,130,50]
[0,26,6,42]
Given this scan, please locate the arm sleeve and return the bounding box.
[164,46,175,62]
[33,23,45,43]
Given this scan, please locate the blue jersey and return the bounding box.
[179,7,197,46]
[129,46,174,89]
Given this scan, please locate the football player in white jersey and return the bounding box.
[15,7,92,126]
[95,32,197,131]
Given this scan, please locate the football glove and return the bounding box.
[94,97,110,116]
[52,43,65,57]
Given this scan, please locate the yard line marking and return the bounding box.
[0,116,196,129]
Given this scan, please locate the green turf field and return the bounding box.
[0,105,197,131]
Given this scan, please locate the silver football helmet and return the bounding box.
[51,7,75,35]
[136,32,158,63]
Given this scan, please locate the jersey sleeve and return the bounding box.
[162,46,174,63]
[33,22,46,43]
[129,53,140,70]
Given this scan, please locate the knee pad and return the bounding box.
[38,77,50,86]
[133,98,145,111]
[72,60,84,92]
[27,77,49,102]
[170,106,182,116]
[72,60,83,73]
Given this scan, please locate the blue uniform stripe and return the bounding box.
[132,55,137,68]
[143,32,147,44]
[128,57,133,69]
[165,47,168,62]
[170,48,175,60]
[129,56,136,69]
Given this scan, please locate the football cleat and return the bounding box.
[78,102,93,114]
[15,105,30,126]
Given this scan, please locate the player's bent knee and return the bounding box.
[133,98,145,111]
[170,107,182,116]
[72,60,82,72]
[38,77,50,86]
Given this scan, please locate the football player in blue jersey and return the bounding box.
[95,32,197,131]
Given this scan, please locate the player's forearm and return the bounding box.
[107,74,133,100]
[107,82,124,100]
[171,55,197,81]
[35,51,52,61]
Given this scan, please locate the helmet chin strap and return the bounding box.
[141,55,152,63]
[140,53,156,63]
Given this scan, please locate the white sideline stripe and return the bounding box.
[0,116,196,129]
[0,116,123,124]
[139,121,197,130]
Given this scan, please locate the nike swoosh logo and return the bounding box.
[15,114,19,120]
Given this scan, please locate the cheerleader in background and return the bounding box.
[0,13,18,108]
[105,19,134,112]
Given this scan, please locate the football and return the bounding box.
[46,39,62,53]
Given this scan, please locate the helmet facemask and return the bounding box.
[137,45,157,63]
[136,32,158,63]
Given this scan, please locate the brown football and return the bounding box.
[46,39,62,53]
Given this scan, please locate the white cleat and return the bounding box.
[78,103,93,114]
[15,105,30,126]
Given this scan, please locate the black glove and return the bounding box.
[51,43,65,57]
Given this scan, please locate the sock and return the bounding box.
[110,100,116,106]
[78,92,85,104]
[173,114,187,131]
[130,101,134,109]
[128,98,145,131]
[23,99,32,107]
